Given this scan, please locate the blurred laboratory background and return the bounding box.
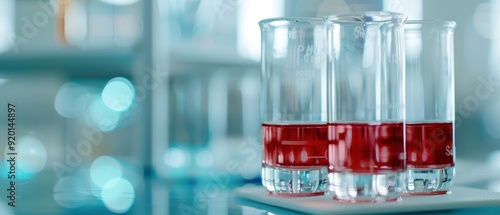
[0,0,500,214]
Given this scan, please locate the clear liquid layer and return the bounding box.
[405,166,454,195]
[262,165,329,196]
[330,171,404,202]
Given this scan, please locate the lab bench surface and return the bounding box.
[8,172,500,215]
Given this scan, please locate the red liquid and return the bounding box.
[262,123,329,167]
[328,122,405,173]
[406,122,454,168]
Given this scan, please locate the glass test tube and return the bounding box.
[405,20,456,195]
[324,11,407,202]
[259,17,329,196]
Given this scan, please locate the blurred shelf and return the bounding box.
[169,41,259,71]
[0,48,133,76]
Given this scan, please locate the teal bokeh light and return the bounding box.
[101,177,135,213]
[88,96,121,131]
[102,77,135,112]
[90,156,123,191]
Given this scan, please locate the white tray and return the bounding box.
[235,185,500,214]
